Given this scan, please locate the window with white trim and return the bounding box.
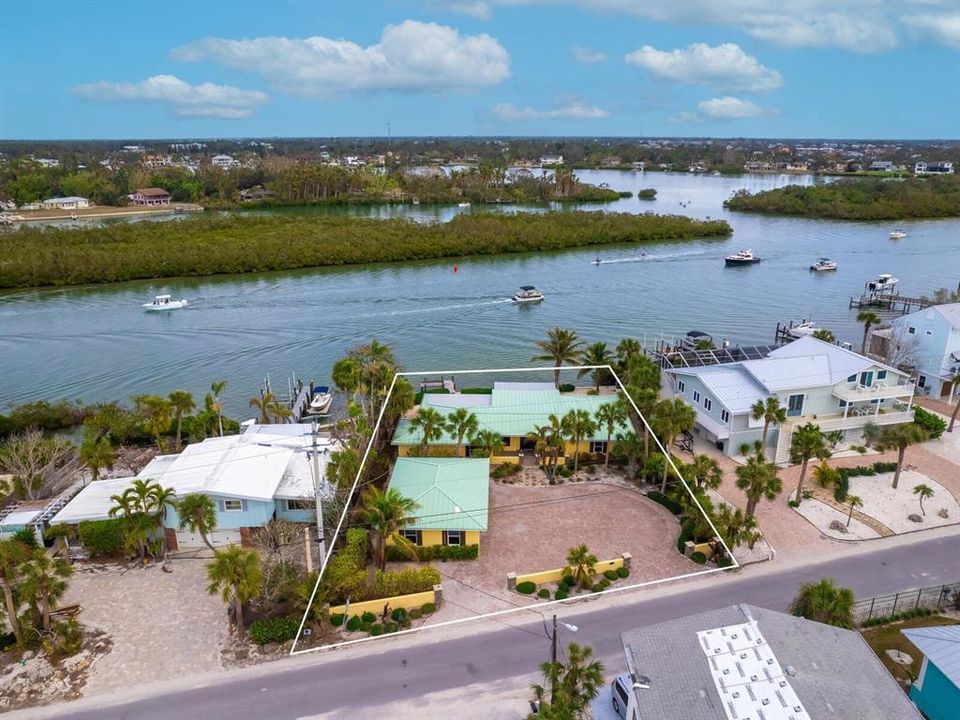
[443,530,465,546]
[877,370,887,380]
[703,398,712,411]
[721,409,730,423]
[590,440,607,454]
[693,390,700,403]
[285,498,315,511]
[400,529,422,546]
[221,499,244,512]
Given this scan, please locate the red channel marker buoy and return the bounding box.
[453,264,459,272]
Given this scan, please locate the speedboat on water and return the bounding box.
[458,201,471,208]
[889,230,907,239]
[810,257,838,271]
[724,249,761,266]
[143,294,188,311]
[513,286,544,303]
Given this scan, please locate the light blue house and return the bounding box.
[902,625,960,720]
[52,423,337,548]
[666,336,915,462]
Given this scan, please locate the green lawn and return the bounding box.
[861,614,959,686]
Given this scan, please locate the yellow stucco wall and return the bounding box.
[386,529,481,548]
[397,436,611,464]
[691,541,715,558]
[329,589,435,617]
[516,556,624,586]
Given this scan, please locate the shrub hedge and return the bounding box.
[330,613,345,627]
[409,608,422,620]
[361,611,377,624]
[617,567,630,579]
[516,581,537,594]
[591,584,604,593]
[648,490,683,516]
[492,463,522,479]
[78,519,125,557]
[555,590,568,600]
[370,624,384,636]
[386,543,479,562]
[359,621,372,633]
[603,570,619,581]
[421,603,436,614]
[385,621,399,633]
[913,407,946,439]
[346,616,362,632]
[861,607,935,627]
[691,551,708,564]
[558,383,576,393]
[248,617,301,646]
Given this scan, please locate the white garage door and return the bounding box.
[176,529,242,548]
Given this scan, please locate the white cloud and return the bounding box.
[625,43,783,92]
[902,13,960,49]
[697,96,776,120]
[572,46,608,63]
[493,100,609,121]
[72,75,267,119]
[172,21,510,97]
[442,1,492,20]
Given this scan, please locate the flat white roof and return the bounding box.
[50,477,136,525]
[0,508,43,528]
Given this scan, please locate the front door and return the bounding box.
[787,394,804,417]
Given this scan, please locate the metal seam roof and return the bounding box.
[387,457,490,531]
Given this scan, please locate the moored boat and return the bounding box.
[305,385,333,415]
[513,286,544,303]
[143,294,188,311]
[868,273,899,293]
[810,257,838,271]
[724,249,761,266]
[889,230,907,239]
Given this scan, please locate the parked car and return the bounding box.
[611,673,631,718]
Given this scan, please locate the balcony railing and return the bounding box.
[832,381,914,402]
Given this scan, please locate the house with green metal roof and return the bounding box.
[387,457,490,550]
[392,381,628,464]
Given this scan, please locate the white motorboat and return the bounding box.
[306,385,333,415]
[724,249,761,266]
[458,201,471,208]
[513,286,544,303]
[810,257,838,271]
[889,230,907,239]
[868,273,899,293]
[143,294,188,311]
[788,321,823,339]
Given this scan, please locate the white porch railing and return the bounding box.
[774,410,915,463]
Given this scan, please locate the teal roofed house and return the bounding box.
[387,457,490,551]
[902,625,960,720]
[393,381,628,463]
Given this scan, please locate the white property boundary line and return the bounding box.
[290,364,739,656]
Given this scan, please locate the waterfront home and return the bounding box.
[869,303,960,400]
[130,187,172,206]
[616,604,921,720]
[539,155,564,166]
[869,160,894,172]
[51,423,337,549]
[386,457,489,552]
[391,382,628,464]
[211,154,235,169]
[665,336,914,462]
[40,196,90,210]
[902,626,960,720]
[915,161,954,175]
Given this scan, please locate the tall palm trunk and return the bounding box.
[846,503,855,527]
[949,398,959,432]
[175,413,184,452]
[642,427,650,463]
[217,410,224,437]
[893,447,905,489]
[660,434,673,492]
[761,422,770,447]
[234,595,245,638]
[746,498,758,517]
[1,579,22,644]
[41,593,51,631]
[794,459,810,504]
[573,434,581,476]
[553,364,561,387]
[604,430,612,468]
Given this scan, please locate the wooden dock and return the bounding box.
[848,292,934,314]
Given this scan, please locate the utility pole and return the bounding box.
[550,614,558,704]
[311,420,327,567]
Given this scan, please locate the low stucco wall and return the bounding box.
[515,556,625,586]
[329,589,436,617]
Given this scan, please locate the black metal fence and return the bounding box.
[854,582,960,624]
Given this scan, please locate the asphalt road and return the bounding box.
[32,532,960,720]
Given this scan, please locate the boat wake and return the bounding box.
[381,298,514,317]
[592,249,705,265]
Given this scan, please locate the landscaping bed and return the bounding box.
[861,614,959,688]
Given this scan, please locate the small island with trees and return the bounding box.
[724,175,960,220]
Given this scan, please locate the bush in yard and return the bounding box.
[591,584,604,593]
[421,603,436,614]
[599,578,610,589]
[384,621,399,633]
[386,543,478,562]
[912,406,946,439]
[691,551,708,564]
[617,567,630,579]
[391,607,407,623]
[359,621,372,633]
[492,463,522,479]
[346,615,362,632]
[12,528,38,548]
[365,566,441,600]
[834,475,849,503]
[329,613,345,627]
[872,461,899,474]
[561,574,576,588]
[603,570,619,581]
[361,611,377,624]
[648,490,683,515]
[248,617,301,646]
[538,588,551,599]
[558,383,576,393]
[370,624,383,636]
[516,581,537,594]
[78,518,126,557]
[555,589,568,600]
[409,608,421,620]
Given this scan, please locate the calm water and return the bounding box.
[2,171,958,416]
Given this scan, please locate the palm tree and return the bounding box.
[578,341,614,393]
[445,408,479,457]
[845,494,863,527]
[913,483,935,516]
[712,504,757,555]
[409,406,446,456]
[206,546,263,639]
[867,422,928,488]
[615,431,644,479]
[652,398,696,492]
[682,453,723,491]
[360,487,419,571]
[532,641,605,715]
[533,327,583,386]
[565,544,598,589]
[562,409,597,477]
[80,432,114,483]
[210,380,228,436]
[526,424,553,469]
[857,310,881,355]
[471,429,504,459]
[623,386,658,462]
[615,338,642,373]
[621,355,661,392]
[789,423,829,504]
[789,577,855,629]
[0,538,29,644]
[149,484,178,526]
[751,397,787,450]
[249,391,290,425]
[168,390,196,452]
[19,547,72,631]
[735,445,782,517]
[813,460,841,490]
[177,493,218,550]
[947,370,960,433]
[594,401,626,469]
[135,394,173,452]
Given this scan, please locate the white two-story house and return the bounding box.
[666,336,915,463]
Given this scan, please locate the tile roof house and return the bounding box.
[902,625,960,720]
[619,604,921,720]
[666,336,915,462]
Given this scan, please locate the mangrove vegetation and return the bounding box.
[0,211,731,289]
[724,175,960,220]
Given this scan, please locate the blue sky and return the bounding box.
[1,0,958,139]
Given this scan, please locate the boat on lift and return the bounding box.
[513,286,544,303]
[788,321,824,339]
[724,249,761,266]
[868,273,899,293]
[889,229,907,239]
[305,385,333,415]
[810,257,838,272]
[143,294,188,311]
